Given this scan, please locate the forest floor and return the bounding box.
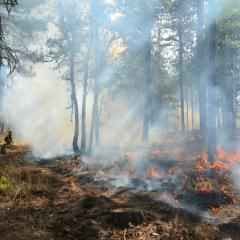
[0,139,240,240]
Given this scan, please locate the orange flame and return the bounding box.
[195,146,240,172]
[211,207,221,215]
[197,179,213,192]
[148,167,159,178]
[220,186,228,195]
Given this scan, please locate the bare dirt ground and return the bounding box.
[0,143,240,240]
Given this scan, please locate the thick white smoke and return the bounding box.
[1,63,74,158]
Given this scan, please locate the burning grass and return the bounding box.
[2,138,240,239]
[78,143,240,224]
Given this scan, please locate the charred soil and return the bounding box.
[0,144,239,240]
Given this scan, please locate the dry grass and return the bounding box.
[0,162,57,203]
[0,141,239,240]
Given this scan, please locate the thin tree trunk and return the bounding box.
[208,0,217,163]
[0,16,4,123]
[94,93,100,145]
[0,16,3,67]
[70,52,80,154]
[221,88,226,128]
[178,22,185,131]
[221,30,235,138]
[217,106,222,129]
[80,73,88,153]
[81,27,93,153]
[1,122,5,133]
[223,80,235,136]
[197,0,207,140]
[191,84,194,130]
[89,93,98,153]
[187,94,189,130]
[89,0,100,153]
[142,27,152,143]
[1,122,4,133]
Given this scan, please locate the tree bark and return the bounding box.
[208,0,217,163]
[89,92,98,153]
[142,27,152,143]
[89,0,100,153]
[221,30,235,138]
[81,27,93,153]
[178,22,185,131]
[0,122,4,134]
[187,92,189,130]
[70,52,80,154]
[80,69,88,153]
[191,83,194,130]
[197,0,207,139]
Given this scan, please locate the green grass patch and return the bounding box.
[0,175,13,192]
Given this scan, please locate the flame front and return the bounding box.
[148,167,159,178]
[195,146,240,172]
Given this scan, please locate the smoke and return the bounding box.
[1,63,74,158]
[1,0,240,225]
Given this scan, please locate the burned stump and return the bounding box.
[107,208,144,228]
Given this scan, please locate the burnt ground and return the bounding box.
[0,143,240,240]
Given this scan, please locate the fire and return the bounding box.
[196,178,213,192]
[195,151,210,171]
[191,146,240,198]
[211,207,221,215]
[220,186,228,195]
[216,146,240,163]
[195,146,240,172]
[147,167,158,178]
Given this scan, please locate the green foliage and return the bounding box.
[217,0,240,88]
[3,0,18,7]
[1,0,18,13]
[0,175,13,192]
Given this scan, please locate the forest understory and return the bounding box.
[0,0,240,239]
[1,134,240,240]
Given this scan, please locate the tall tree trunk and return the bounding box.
[191,84,194,130]
[94,92,100,145]
[221,89,226,128]
[80,68,88,153]
[197,0,207,139]
[208,0,217,163]
[142,27,152,143]
[81,27,93,153]
[221,31,235,138]
[1,122,4,134]
[186,93,189,130]
[0,16,3,67]
[70,52,80,154]
[89,0,100,153]
[178,22,185,131]
[217,106,222,129]
[223,80,235,137]
[89,92,99,153]
[0,16,4,131]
